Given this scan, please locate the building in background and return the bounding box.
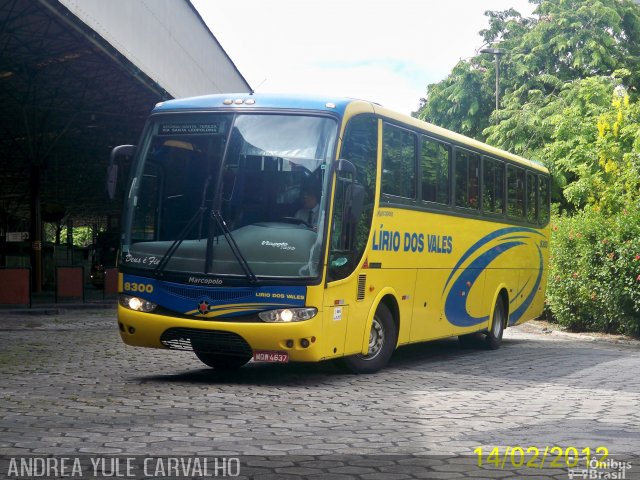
[0,0,250,292]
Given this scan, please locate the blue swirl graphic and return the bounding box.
[443,227,545,328]
[509,244,543,325]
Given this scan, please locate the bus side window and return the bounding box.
[507,166,525,219]
[382,123,416,200]
[454,148,480,210]
[539,174,550,225]
[421,137,450,205]
[526,172,538,224]
[482,156,505,215]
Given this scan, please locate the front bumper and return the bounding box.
[117,305,324,362]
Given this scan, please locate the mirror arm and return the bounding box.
[333,158,356,179]
[110,145,136,167]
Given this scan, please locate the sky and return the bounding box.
[192,1,536,115]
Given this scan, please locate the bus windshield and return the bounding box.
[122,113,337,280]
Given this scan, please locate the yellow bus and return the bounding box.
[114,94,550,373]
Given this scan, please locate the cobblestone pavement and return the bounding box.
[1,309,639,479]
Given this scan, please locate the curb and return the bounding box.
[0,303,116,315]
[520,319,640,346]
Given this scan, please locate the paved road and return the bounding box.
[1,308,639,479]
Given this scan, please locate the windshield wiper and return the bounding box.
[210,210,258,283]
[154,172,216,277]
[153,206,207,276]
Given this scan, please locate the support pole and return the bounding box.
[30,165,42,292]
[494,54,500,111]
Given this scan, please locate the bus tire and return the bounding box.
[486,297,506,350]
[194,351,251,370]
[342,303,397,374]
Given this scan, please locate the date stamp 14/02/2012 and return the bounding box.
[474,445,620,469]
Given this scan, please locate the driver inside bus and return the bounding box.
[295,185,320,228]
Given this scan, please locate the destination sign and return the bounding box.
[159,123,220,135]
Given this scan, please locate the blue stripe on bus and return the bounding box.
[442,227,545,328]
[509,245,544,325]
[444,241,524,327]
[122,274,306,318]
[442,226,545,296]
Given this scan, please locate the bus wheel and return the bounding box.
[342,303,397,374]
[486,297,506,350]
[194,351,251,370]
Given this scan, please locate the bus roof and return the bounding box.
[371,103,547,172]
[153,93,355,116]
[152,93,547,173]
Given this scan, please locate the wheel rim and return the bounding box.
[359,316,385,361]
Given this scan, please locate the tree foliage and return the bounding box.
[547,208,640,335]
[487,75,640,214]
[417,0,640,333]
[418,0,640,210]
[547,77,640,213]
[418,0,640,140]
[417,61,494,140]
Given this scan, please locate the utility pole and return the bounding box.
[480,48,505,110]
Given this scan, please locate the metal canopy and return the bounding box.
[0,0,250,291]
[1,0,250,227]
[0,0,166,226]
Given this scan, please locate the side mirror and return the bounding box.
[107,145,136,200]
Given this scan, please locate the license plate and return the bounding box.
[253,350,289,363]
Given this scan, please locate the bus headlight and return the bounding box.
[258,307,317,323]
[119,294,157,313]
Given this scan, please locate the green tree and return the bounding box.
[484,73,640,211]
[590,83,640,213]
[417,0,640,334]
[516,0,640,87]
[418,60,494,139]
[417,0,640,146]
[485,76,616,210]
